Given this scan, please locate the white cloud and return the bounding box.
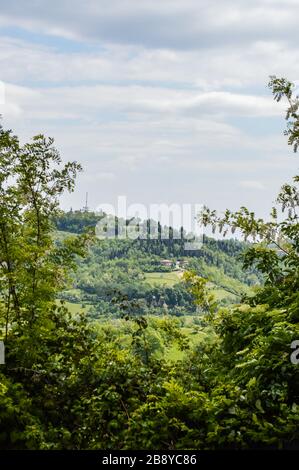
[1,36,299,91]
[0,0,299,50]
[0,0,298,217]
[0,81,5,104]
[83,171,116,182]
[238,180,266,190]
[2,82,284,123]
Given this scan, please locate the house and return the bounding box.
[160,259,173,267]
[176,259,189,269]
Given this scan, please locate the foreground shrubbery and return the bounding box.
[1,299,299,449]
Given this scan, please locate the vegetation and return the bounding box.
[53,214,260,317]
[0,76,298,450]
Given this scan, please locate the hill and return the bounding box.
[54,211,261,318]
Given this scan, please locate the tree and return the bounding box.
[0,127,96,448]
[1,76,299,451]
[0,128,86,336]
[182,270,217,315]
[195,77,299,448]
[200,76,298,310]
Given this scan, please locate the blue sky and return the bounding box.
[0,0,298,220]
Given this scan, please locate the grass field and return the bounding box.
[143,271,182,287]
[57,300,91,315]
[143,271,243,302]
[164,324,216,361]
[212,287,238,301]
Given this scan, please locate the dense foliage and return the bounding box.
[54,215,260,315]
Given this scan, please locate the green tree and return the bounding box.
[182,270,217,315]
[195,77,299,448]
[0,129,86,335]
[0,127,95,448]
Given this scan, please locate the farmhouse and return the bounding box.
[160,259,173,267]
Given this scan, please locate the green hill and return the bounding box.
[54,211,261,318]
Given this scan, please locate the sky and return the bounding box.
[0,0,298,221]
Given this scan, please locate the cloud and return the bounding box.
[238,180,266,190]
[1,34,299,95]
[0,0,298,218]
[137,91,284,117]
[83,171,116,182]
[0,80,5,105]
[0,0,299,51]
[2,81,284,124]
[1,81,292,175]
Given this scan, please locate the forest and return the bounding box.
[0,76,298,450]
[54,211,261,317]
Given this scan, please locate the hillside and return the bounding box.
[54,211,261,318]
